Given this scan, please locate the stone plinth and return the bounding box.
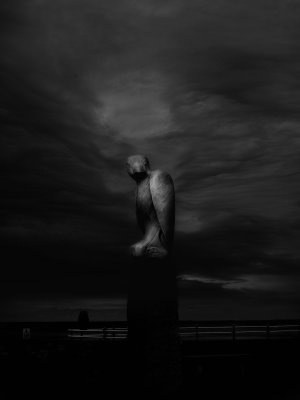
[127,257,182,398]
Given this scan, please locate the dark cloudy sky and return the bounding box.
[1,0,300,321]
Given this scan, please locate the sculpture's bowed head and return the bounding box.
[126,155,150,181]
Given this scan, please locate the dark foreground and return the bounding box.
[1,322,300,399]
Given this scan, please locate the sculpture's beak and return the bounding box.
[132,171,147,181]
[126,157,149,181]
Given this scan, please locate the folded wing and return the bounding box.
[150,170,175,249]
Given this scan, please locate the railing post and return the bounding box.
[232,323,236,342]
[266,324,270,340]
[196,324,199,341]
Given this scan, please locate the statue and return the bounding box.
[126,155,175,259]
[126,155,181,397]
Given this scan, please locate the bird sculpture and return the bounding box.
[126,155,175,259]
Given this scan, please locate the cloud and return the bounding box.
[179,273,300,293]
[1,0,300,319]
[96,71,174,139]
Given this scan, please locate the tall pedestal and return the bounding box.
[127,257,182,398]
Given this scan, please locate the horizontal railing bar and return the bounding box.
[181,332,232,335]
[269,329,300,333]
[69,330,300,335]
[180,326,232,329]
[68,329,104,332]
[236,331,268,334]
[68,335,103,339]
[270,325,300,331]
[182,325,300,329]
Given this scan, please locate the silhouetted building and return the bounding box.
[78,310,90,330]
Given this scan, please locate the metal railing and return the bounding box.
[67,322,300,341]
[179,323,300,340]
[68,327,127,340]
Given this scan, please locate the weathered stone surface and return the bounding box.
[126,155,175,259]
